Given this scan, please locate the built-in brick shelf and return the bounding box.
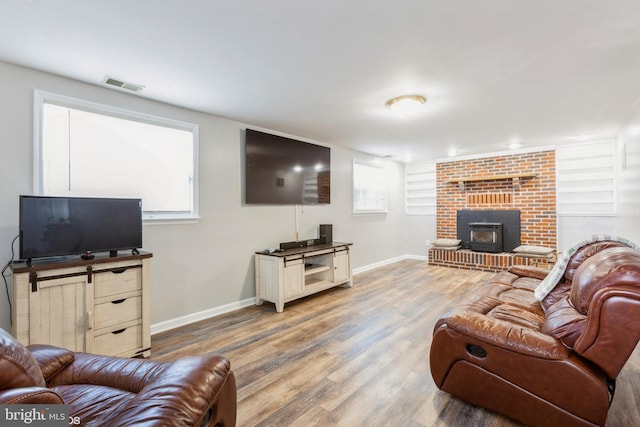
[428,248,555,272]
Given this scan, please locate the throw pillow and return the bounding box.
[513,245,555,255]
[432,238,461,247]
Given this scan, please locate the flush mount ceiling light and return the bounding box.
[385,94,426,115]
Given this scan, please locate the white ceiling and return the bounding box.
[2,1,640,162]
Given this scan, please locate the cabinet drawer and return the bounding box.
[94,324,141,356]
[94,296,142,330]
[94,267,141,298]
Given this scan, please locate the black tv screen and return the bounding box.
[19,195,143,260]
[245,129,330,204]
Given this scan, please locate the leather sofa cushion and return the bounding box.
[542,297,586,348]
[0,331,45,389]
[563,241,626,284]
[508,265,550,281]
[534,241,626,313]
[27,345,75,382]
[51,384,135,425]
[438,296,568,360]
[541,281,571,312]
[543,247,640,349]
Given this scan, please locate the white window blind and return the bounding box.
[353,159,388,214]
[35,90,199,221]
[405,161,436,215]
[556,140,616,215]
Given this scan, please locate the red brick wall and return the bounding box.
[436,151,557,248]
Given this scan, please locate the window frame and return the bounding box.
[352,158,388,214]
[33,90,199,222]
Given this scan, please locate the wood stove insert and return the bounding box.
[456,210,520,252]
[469,222,503,253]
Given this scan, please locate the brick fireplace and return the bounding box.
[431,150,557,271]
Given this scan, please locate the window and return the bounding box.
[34,90,198,221]
[353,159,387,213]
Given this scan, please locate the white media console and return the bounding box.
[254,242,352,312]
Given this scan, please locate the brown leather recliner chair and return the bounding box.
[0,327,236,426]
[430,242,640,427]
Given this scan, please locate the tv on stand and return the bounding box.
[19,195,143,263]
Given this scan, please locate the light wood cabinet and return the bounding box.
[11,252,152,357]
[255,243,352,312]
[333,248,351,283]
[26,271,93,353]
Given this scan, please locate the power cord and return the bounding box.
[2,234,19,326]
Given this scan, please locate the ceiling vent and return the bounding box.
[103,76,145,92]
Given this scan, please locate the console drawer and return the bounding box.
[94,296,142,330]
[94,324,141,356]
[94,267,141,298]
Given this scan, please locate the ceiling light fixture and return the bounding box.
[385,94,426,115]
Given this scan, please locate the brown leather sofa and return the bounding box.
[0,327,236,426]
[430,241,640,427]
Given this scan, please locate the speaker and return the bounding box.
[319,224,332,244]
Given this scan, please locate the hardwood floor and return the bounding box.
[151,260,640,426]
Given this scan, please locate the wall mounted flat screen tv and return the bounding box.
[245,129,330,205]
[19,195,143,261]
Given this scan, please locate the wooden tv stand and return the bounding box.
[254,242,352,312]
[10,251,152,357]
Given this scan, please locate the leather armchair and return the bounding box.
[430,243,640,427]
[0,328,236,426]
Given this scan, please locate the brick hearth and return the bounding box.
[429,248,555,272]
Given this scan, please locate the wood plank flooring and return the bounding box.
[151,260,640,426]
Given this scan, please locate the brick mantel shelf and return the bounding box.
[447,173,537,190]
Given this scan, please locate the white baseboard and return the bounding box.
[151,297,256,335]
[353,254,426,274]
[151,254,427,335]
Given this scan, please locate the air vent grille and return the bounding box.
[103,76,145,92]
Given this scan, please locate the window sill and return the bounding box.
[143,215,201,225]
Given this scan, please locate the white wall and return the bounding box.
[0,61,408,333]
[617,107,640,244]
[403,215,437,257]
[556,215,618,250]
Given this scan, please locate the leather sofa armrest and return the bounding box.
[48,352,236,426]
[508,265,549,280]
[100,353,236,427]
[0,387,64,405]
[27,344,75,383]
[443,311,569,360]
[574,286,640,379]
